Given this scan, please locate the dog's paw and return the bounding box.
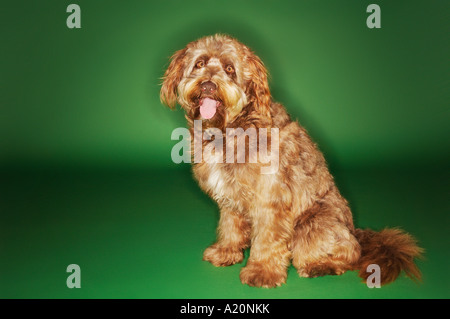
[203,244,244,267]
[239,261,287,288]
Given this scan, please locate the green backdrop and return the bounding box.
[1,0,449,299]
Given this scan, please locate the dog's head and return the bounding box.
[160,34,272,128]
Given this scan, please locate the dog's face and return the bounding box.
[160,34,271,129]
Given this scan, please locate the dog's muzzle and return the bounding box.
[199,81,220,119]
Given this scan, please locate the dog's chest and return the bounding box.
[193,162,259,212]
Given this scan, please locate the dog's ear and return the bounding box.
[160,48,187,109]
[245,52,272,118]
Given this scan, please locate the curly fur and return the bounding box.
[160,34,423,288]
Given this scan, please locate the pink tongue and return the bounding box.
[200,98,217,119]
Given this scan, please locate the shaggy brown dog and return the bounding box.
[160,34,423,288]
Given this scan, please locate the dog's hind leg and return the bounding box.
[291,190,361,278]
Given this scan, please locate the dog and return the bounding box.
[160,34,423,288]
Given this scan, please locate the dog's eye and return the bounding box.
[196,60,205,68]
[225,65,235,74]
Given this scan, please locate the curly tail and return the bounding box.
[354,228,424,285]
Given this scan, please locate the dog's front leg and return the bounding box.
[203,207,251,267]
[240,205,293,288]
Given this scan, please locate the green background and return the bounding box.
[1,0,449,299]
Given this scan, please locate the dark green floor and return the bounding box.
[0,166,448,299]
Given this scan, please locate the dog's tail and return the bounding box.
[353,228,424,285]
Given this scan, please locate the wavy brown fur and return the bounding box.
[354,228,424,285]
[161,34,424,287]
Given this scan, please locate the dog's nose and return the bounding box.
[201,81,217,94]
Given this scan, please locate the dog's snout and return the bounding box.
[201,81,217,94]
